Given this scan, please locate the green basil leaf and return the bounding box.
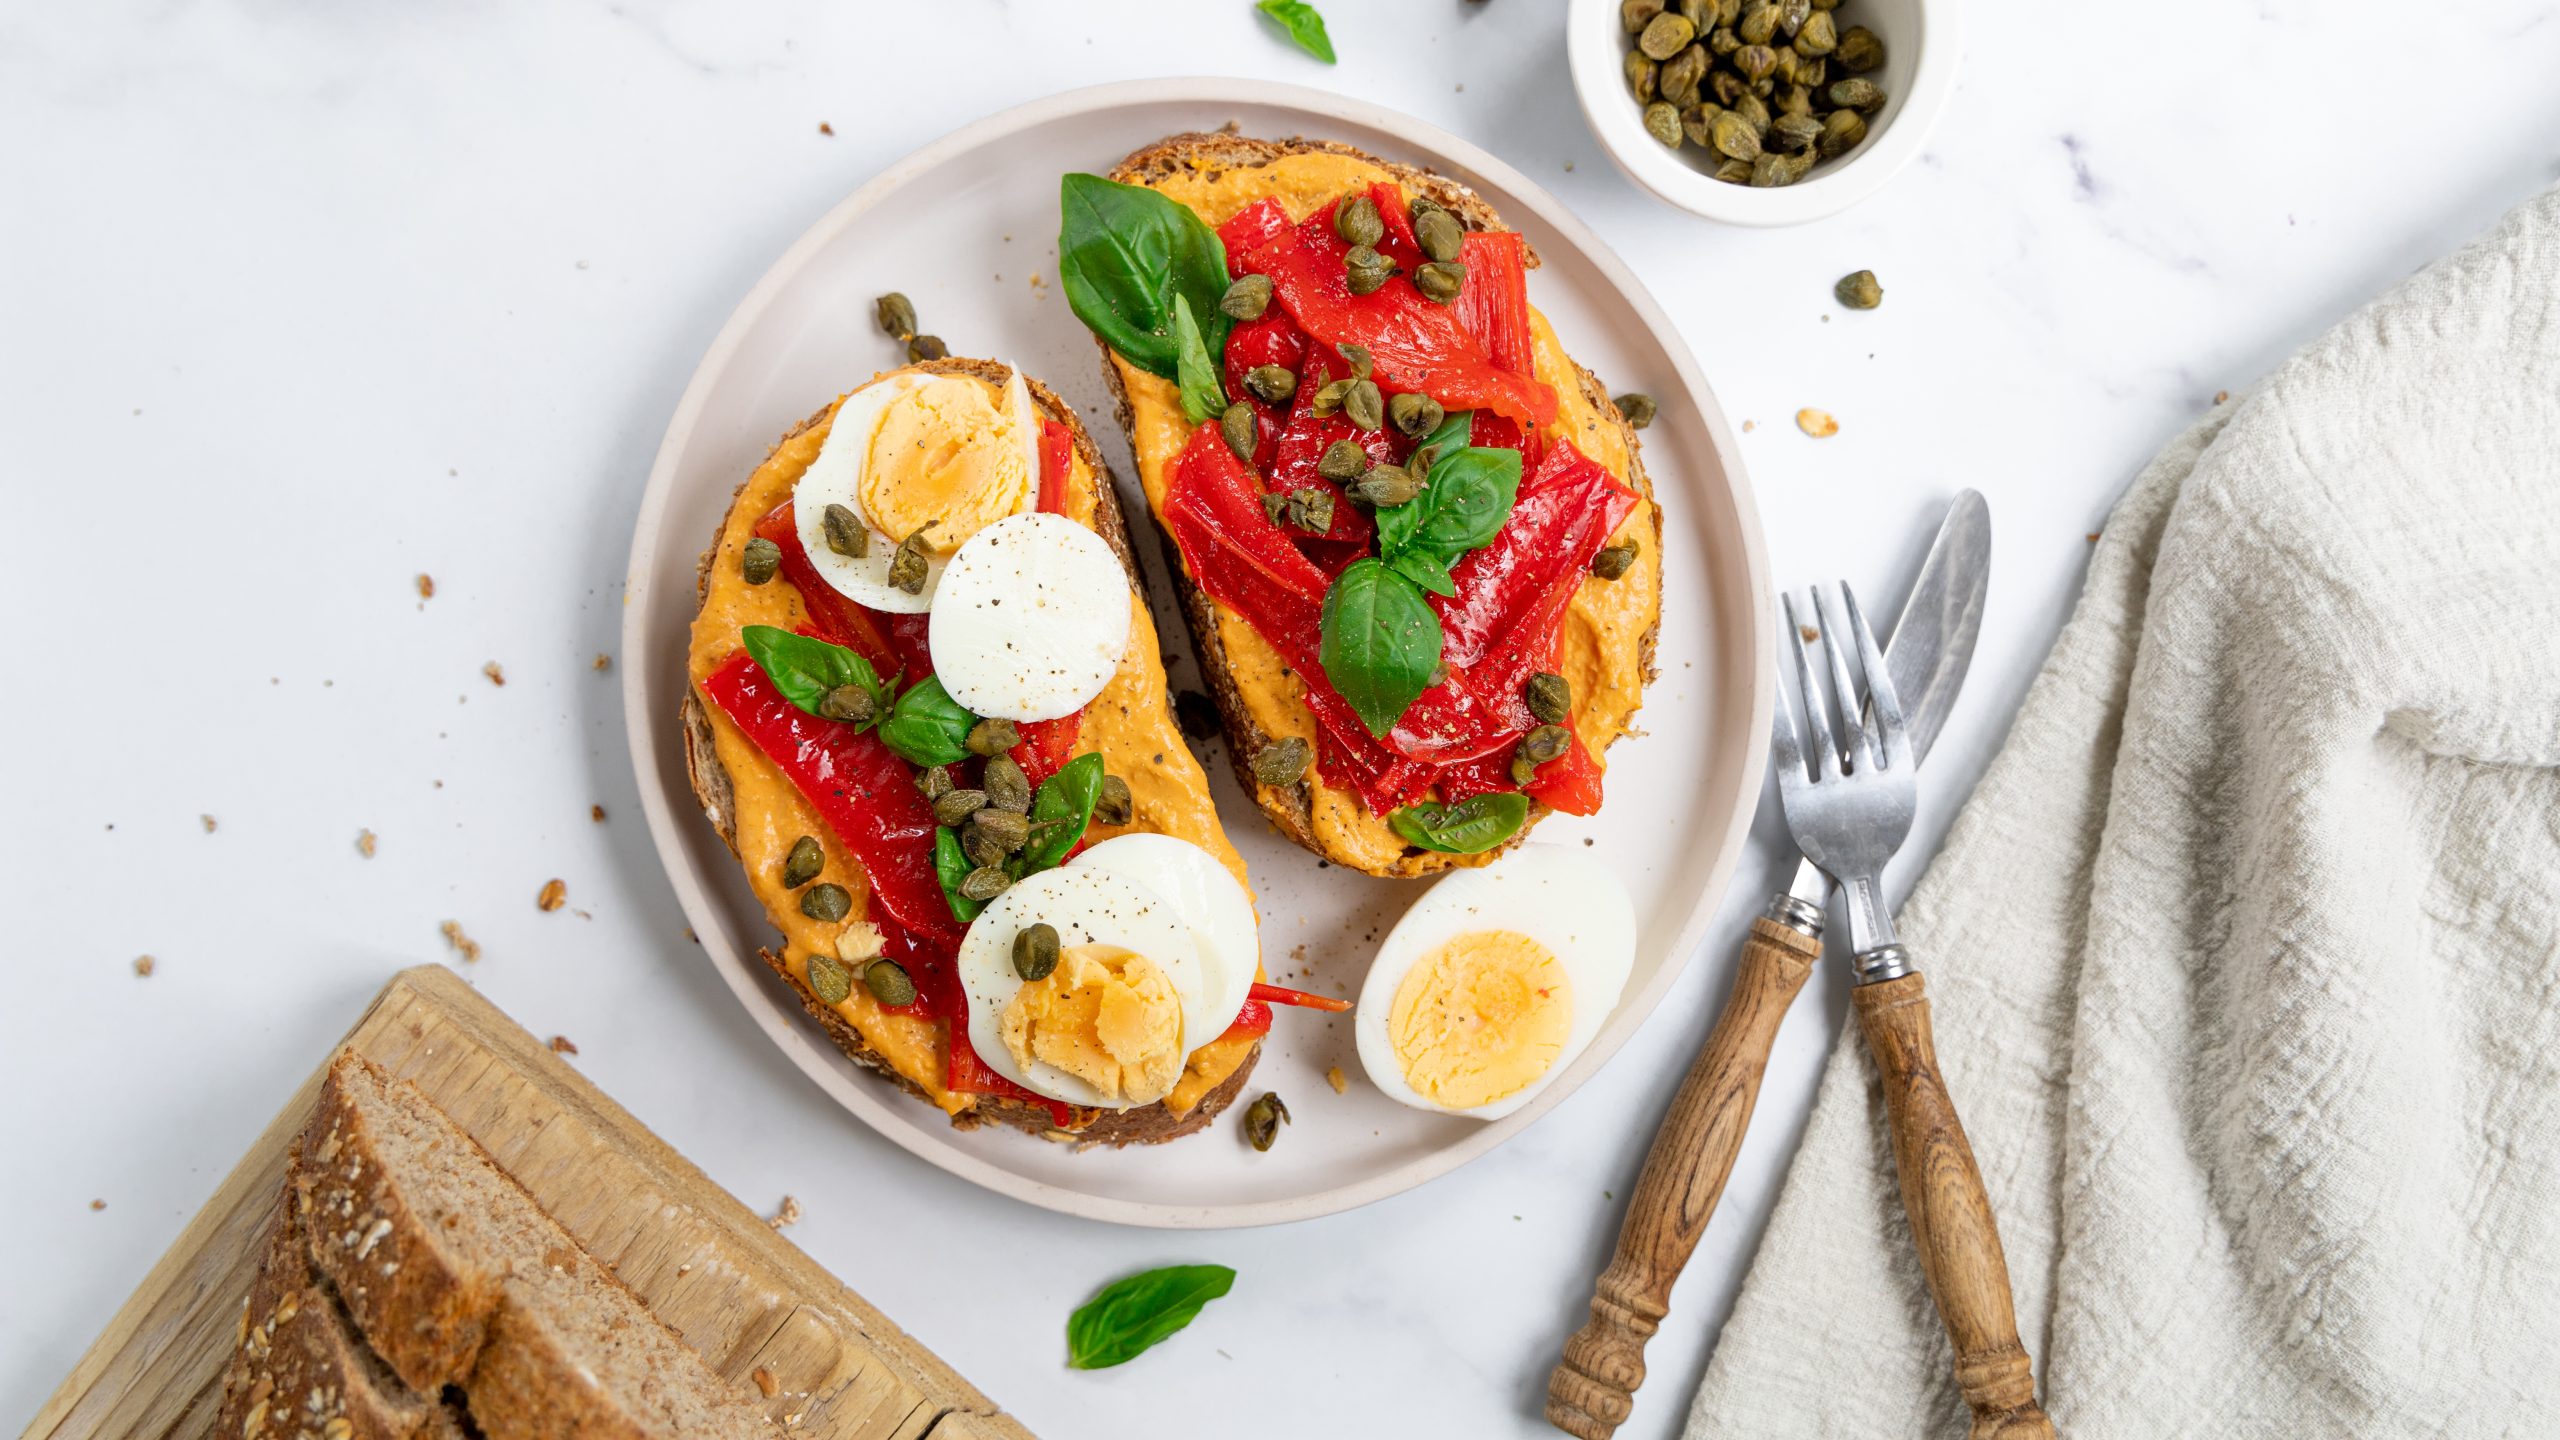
[1067,1264,1236,1370]
[876,675,977,768]
[1388,793,1530,854]
[1376,445,1522,562]
[1387,547,1457,598]
[1319,558,1443,738]
[1171,293,1226,426]
[1016,752,1107,873]
[740,625,888,722]
[1254,0,1337,63]
[1418,408,1474,458]
[1058,174,1231,382]
[934,827,982,924]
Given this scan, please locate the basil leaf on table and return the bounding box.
[739,625,890,723]
[1374,444,1522,562]
[1389,793,1530,854]
[1254,0,1337,64]
[1319,558,1443,738]
[934,827,981,924]
[1058,173,1232,382]
[1018,752,1107,873]
[875,675,978,768]
[1170,293,1227,426]
[1067,1263,1236,1370]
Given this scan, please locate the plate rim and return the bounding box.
[620,75,1773,1229]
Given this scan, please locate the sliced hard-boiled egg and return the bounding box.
[1069,833,1259,1042]
[929,512,1130,721]
[1354,845,1635,1120]
[792,368,1040,613]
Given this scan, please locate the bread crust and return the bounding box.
[1095,133,1665,878]
[682,358,1258,1148]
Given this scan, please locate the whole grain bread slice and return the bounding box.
[679,358,1258,1147]
[1096,133,1665,878]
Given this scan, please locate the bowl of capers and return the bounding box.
[1569,0,1956,225]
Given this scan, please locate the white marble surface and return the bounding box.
[6,2,2558,1436]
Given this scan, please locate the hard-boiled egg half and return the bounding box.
[1354,846,1635,1120]
[795,365,1128,722]
[956,834,1259,1110]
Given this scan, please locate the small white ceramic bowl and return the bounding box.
[1568,0,1958,226]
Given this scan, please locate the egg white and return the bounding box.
[1352,845,1636,1120]
[792,368,1040,614]
[1069,834,1259,1040]
[929,512,1130,721]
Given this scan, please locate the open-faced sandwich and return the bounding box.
[683,357,1342,1145]
[1061,135,1665,878]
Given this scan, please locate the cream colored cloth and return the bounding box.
[1687,190,2560,1438]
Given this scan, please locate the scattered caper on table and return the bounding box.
[1835,268,1883,309]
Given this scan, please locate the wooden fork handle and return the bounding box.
[1545,915,1822,1440]
[1854,973,2057,1440]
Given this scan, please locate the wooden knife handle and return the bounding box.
[1853,973,2057,1440]
[1545,915,1822,1440]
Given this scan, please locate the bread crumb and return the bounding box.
[482,661,506,686]
[548,1035,579,1056]
[90,1198,106,1211]
[752,1366,779,1398]
[1325,1065,1347,1094]
[2086,532,2101,544]
[134,955,155,977]
[1799,625,1820,642]
[592,652,612,672]
[537,878,567,912]
[440,920,482,962]
[1741,419,1756,432]
[415,573,435,600]
[2214,389,2230,404]
[817,121,834,136]
[769,1195,803,1229]
[591,804,606,822]
[355,829,377,858]
[201,814,217,833]
[1795,407,1839,438]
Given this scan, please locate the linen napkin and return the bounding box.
[1687,188,2560,1437]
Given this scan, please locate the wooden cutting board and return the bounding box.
[25,964,1037,1440]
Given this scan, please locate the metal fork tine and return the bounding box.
[1769,620,1808,788]
[1782,590,1842,780]
[1813,584,1873,775]
[1844,583,1911,770]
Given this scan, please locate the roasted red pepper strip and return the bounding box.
[1220,998,1274,1042]
[1256,342,1381,551]
[1010,716,1080,788]
[699,650,962,952]
[1036,417,1073,516]
[1238,191,1557,430]
[1218,199,1292,277]
[1449,443,1640,731]
[1526,731,1606,816]
[1451,229,1537,382]
[1250,980,1352,1013]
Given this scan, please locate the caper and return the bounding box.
[1834,24,1882,73]
[1260,492,1288,526]
[1778,148,1817,183]
[1620,0,1665,31]
[1643,100,1683,148]
[1522,724,1573,765]
[1834,269,1883,310]
[1681,102,1724,149]
[1285,486,1336,534]
[817,684,876,724]
[1637,11,1696,60]
[1770,47,1800,87]
[1334,193,1385,249]
[1794,9,1836,54]
[1734,43,1777,82]
[1348,464,1422,508]
[781,836,825,888]
[1252,736,1313,787]
[1309,378,1353,419]
[1714,158,1756,184]
[1220,274,1274,321]
[1344,244,1396,296]
[982,755,1032,813]
[1732,90,1773,131]
[1660,44,1710,109]
[806,952,854,1006]
[888,523,935,594]
[1777,80,1816,117]
[1769,111,1823,153]
[1829,77,1883,112]
[969,806,1031,855]
[960,819,1010,868]
[1708,23,1742,55]
[1776,0,1811,34]
[959,866,1011,902]
[1013,923,1061,982]
[1205,402,1252,465]
[933,788,989,827]
[1095,773,1134,826]
[741,537,781,585]
[1388,391,1445,439]
[820,502,869,559]
[965,716,1020,757]
[1817,108,1867,158]
[917,764,954,801]
[1710,68,1745,106]
[907,334,948,363]
[1614,392,1658,430]
[800,882,853,923]
[1510,752,1540,787]
[1414,260,1467,304]
[1710,110,1762,162]
[874,292,917,341]
[1624,50,1659,104]
[1242,1092,1290,1152]
[1749,152,1792,187]
[1526,672,1572,725]
[1339,343,1374,380]
[1591,540,1640,579]
[1318,438,1370,481]
[1737,0,1778,44]
[1414,208,1464,265]
[1344,378,1385,431]
[1245,364,1297,405]
[863,958,917,1007]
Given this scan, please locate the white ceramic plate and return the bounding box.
[622,78,1770,1228]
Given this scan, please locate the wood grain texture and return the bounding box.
[1546,916,1823,1440]
[26,964,1038,1440]
[1853,973,2056,1440]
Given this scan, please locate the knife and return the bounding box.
[1546,491,1992,1440]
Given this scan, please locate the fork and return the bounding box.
[1774,584,2056,1440]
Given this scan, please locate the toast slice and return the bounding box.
[1093,134,1665,878]
[681,358,1259,1146]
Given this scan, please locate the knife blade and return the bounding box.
[1778,489,1991,913]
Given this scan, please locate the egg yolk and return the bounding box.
[861,376,1031,556]
[1001,943,1185,1105]
[1386,930,1573,1110]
